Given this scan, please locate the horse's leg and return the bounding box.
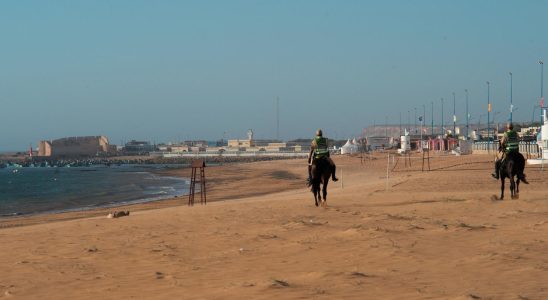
[510,175,516,199]
[312,179,319,207]
[516,178,520,196]
[322,179,329,207]
[500,177,505,200]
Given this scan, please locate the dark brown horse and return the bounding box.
[498,149,528,200]
[310,157,333,207]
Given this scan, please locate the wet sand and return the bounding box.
[1,154,548,299]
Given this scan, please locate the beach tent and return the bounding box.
[341,139,359,154]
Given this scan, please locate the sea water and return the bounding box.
[0,165,188,216]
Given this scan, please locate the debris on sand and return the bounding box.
[271,279,290,288]
[349,272,372,278]
[86,246,98,252]
[258,234,278,239]
[458,222,495,230]
[108,211,130,218]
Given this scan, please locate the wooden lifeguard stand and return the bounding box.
[188,160,206,206]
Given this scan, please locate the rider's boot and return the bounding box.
[331,165,339,182]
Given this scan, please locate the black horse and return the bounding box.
[310,157,333,207]
[498,150,528,200]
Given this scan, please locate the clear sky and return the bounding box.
[1,0,547,151]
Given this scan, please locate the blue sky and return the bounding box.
[1,1,547,150]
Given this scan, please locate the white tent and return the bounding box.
[341,139,359,154]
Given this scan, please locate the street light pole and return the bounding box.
[422,104,425,147]
[431,101,434,136]
[509,72,513,123]
[423,104,426,132]
[399,112,402,137]
[465,89,469,140]
[441,98,444,136]
[385,116,388,138]
[540,60,544,125]
[414,107,417,134]
[407,110,410,134]
[452,92,456,137]
[487,81,491,153]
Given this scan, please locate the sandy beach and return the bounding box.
[1,153,548,299]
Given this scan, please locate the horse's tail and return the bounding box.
[515,152,529,184]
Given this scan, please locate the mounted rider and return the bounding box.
[307,129,338,186]
[492,122,526,181]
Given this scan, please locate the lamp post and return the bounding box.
[441,98,444,136]
[452,92,456,137]
[407,110,410,134]
[509,72,513,123]
[423,104,426,133]
[540,60,544,125]
[385,116,388,138]
[414,107,417,134]
[487,81,491,153]
[399,112,402,137]
[465,89,469,140]
[431,101,434,136]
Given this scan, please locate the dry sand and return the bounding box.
[1,153,547,299]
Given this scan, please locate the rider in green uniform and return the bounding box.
[491,122,521,180]
[307,129,338,186]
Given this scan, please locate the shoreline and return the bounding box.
[0,165,189,221]
[0,158,308,228]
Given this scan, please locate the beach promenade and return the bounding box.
[1,154,547,299]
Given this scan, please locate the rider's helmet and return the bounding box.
[507,122,514,130]
[316,129,323,137]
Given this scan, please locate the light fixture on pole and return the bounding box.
[509,72,513,123]
[414,107,417,134]
[465,89,469,140]
[540,60,544,125]
[487,81,491,153]
[441,98,444,137]
[452,92,456,137]
[399,112,402,137]
[431,101,434,136]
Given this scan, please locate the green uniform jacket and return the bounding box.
[503,130,519,153]
[312,136,329,159]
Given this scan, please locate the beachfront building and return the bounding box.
[124,140,156,155]
[38,136,115,157]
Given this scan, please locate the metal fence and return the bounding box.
[472,141,540,157]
